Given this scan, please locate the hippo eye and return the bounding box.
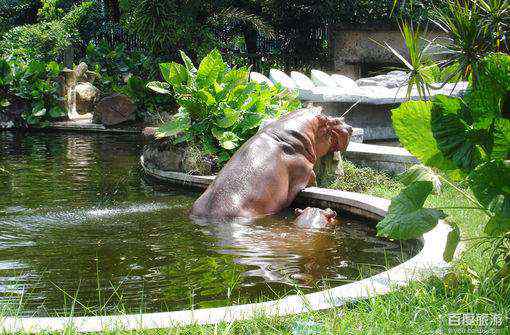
[282,144,295,155]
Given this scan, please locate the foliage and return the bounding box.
[84,41,175,118]
[377,53,510,285]
[0,1,97,63]
[122,0,213,60]
[0,57,65,126]
[319,160,400,194]
[37,0,64,21]
[148,49,300,162]
[0,0,40,36]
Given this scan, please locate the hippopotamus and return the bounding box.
[294,207,338,229]
[190,107,353,219]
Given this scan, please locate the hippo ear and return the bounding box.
[295,208,304,215]
[325,208,337,219]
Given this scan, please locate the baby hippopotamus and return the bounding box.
[294,207,338,229]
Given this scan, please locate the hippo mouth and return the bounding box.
[330,124,353,152]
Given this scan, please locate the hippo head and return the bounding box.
[315,115,353,157]
[294,207,338,229]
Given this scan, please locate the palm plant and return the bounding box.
[477,0,510,51]
[430,0,493,86]
[374,21,437,99]
[386,0,509,93]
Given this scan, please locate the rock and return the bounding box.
[361,85,395,98]
[0,121,14,129]
[311,70,337,88]
[250,72,274,87]
[330,74,357,90]
[142,128,218,174]
[269,69,296,90]
[75,82,98,115]
[356,71,409,89]
[290,71,315,90]
[356,77,380,87]
[297,89,326,101]
[95,94,136,126]
[63,62,99,120]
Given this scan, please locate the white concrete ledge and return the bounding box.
[0,159,458,333]
[344,142,418,174]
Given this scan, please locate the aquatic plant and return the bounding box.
[147,49,300,162]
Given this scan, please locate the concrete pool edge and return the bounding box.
[0,158,460,333]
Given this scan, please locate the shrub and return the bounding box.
[0,1,96,63]
[85,41,175,119]
[0,0,40,36]
[0,57,65,126]
[123,0,217,60]
[147,49,301,162]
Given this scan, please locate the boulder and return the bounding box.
[250,72,274,87]
[356,71,409,89]
[290,71,315,90]
[75,82,98,115]
[269,69,296,90]
[330,74,357,90]
[142,127,218,175]
[311,70,337,88]
[95,94,136,126]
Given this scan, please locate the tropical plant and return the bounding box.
[147,49,300,162]
[85,41,174,118]
[0,1,97,63]
[0,57,65,126]
[377,53,509,286]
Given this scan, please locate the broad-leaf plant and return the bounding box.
[147,49,300,162]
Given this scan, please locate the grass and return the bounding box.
[2,162,509,334]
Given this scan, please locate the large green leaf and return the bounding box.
[196,49,226,88]
[469,159,510,207]
[212,129,240,150]
[160,62,188,88]
[398,164,442,194]
[215,108,240,128]
[484,196,510,237]
[146,81,172,94]
[377,181,446,240]
[392,100,457,171]
[155,108,191,139]
[239,113,264,132]
[492,118,510,160]
[431,95,481,171]
[46,61,61,77]
[196,89,216,107]
[179,50,196,73]
[49,106,65,118]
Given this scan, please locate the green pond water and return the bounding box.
[0,131,418,317]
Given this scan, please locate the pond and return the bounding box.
[0,131,418,317]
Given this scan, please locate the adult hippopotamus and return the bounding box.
[190,107,353,219]
[294,207,338,229]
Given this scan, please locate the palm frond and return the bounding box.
[209,7,275,39]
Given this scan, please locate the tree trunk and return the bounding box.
[243,27,258,69]
[105,0,121,22]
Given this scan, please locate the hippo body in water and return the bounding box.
[190,108,352,219]
[294,207,338,229]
